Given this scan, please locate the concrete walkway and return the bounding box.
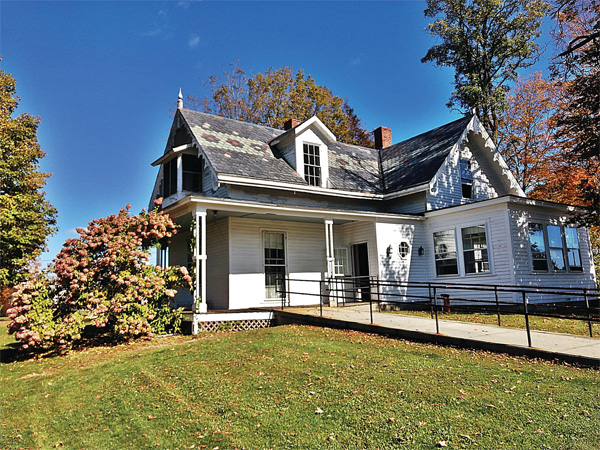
[275,304,600,367]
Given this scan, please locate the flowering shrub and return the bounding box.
[7,204,192,352]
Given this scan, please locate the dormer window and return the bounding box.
[303,143,321,186]
[460,158,473,199]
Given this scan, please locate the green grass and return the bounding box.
[1,318,598,449]
[385,309,599,338]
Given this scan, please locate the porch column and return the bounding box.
[192,207,207,334]
[176,155,183,194]
[325,220,335,278]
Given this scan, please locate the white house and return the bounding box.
[149,94,597,317]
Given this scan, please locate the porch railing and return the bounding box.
[277,276,600,347]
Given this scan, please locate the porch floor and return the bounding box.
[274,304,600,367]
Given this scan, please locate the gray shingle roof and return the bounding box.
[380,116,472,192]
[179,108,472,195]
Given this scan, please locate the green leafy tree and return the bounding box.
[189,63,374,147]
[7,204,192,353]
[422,0,551,143]
[0,66,57,290]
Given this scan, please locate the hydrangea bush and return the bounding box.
[7,204,192,353]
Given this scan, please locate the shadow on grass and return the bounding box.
[0,327,142,364]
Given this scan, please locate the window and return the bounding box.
[528,224,583,273]
[547,225,566,271]
[565,227,582,271]
[163,159,177,197]
[462,225,489,274]
[303,143,321,186]
[334,248,349,276]
[460,158,473,199]
[529,223,548,271]
[263,232,286,299]
[182,154,202,192]
[434,230,458,276]
[399,241,410,258]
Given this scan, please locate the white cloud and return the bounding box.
[350,58,362,66]
[188,34,201,48]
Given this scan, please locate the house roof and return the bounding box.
[181,109,306,185]
[176,108,473,195]
[380,116,473,192]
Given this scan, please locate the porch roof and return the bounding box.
[162,194,425,225]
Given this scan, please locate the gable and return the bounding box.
[427,116,525,210]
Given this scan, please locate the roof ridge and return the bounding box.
[180,108,284,134]
[382,114,472,152]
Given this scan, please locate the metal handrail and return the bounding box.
[277,276,599,345]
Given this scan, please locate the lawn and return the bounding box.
[1,318,598,449]
[385,309,599,338]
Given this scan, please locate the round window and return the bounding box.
[399,241,410,258]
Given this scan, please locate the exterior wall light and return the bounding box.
[386,245,393,257]
[418,246,425,256]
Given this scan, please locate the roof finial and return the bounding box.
[177,88,184,110]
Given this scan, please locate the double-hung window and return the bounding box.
[462,225,489,274]
[460,158,473,199]
[263,232,286,299]
[303,143,321,186]
[528,224,583,272]
[433,230,459,276]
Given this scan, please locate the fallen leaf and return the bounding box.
[315,408,323,414]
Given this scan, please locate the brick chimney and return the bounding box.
[374,126,392,149]
[284,118,300,130]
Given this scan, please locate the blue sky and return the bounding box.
[1,1,552,264]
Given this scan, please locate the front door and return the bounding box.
[351,243,370,301]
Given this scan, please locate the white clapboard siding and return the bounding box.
[206,218,230,310]
[228,217,327,309]
[427,142,500,211]
[337,221,378,277]
[424,202,516,303]
[374,221,430,303]
[508,205,597,302]
[385,192,428,214]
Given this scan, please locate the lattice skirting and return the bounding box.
[195,318,274,332]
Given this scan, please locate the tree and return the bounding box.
[497,72,563,194]
[7,204,192,353]
[0,66,57,290]
[550,0,599,226]
[189,63,374,147]
[422,0,551,143]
